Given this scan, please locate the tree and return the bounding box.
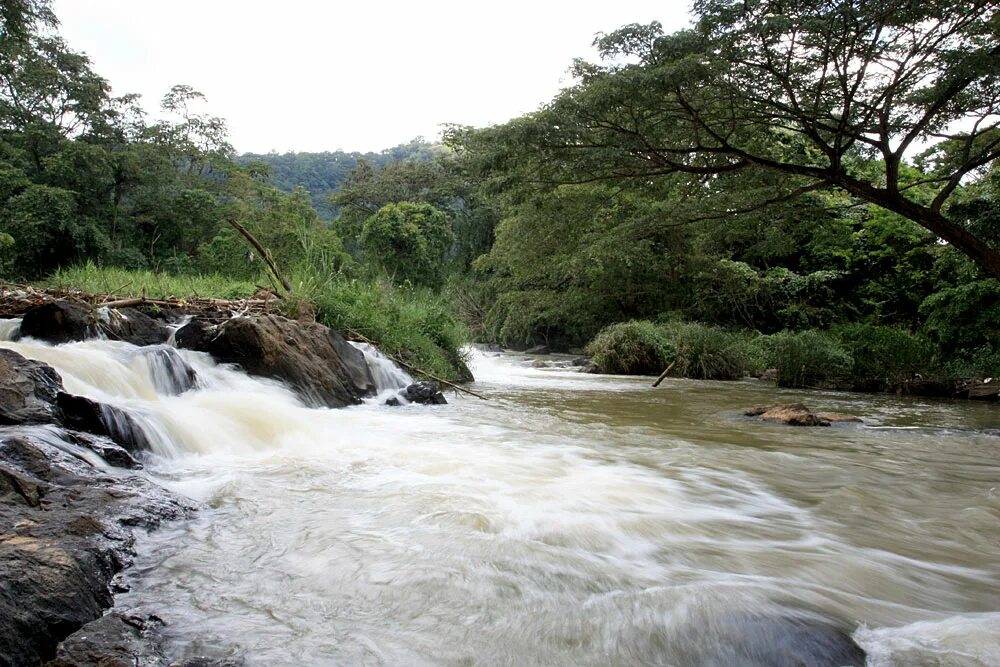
[464,0,1000,278]
[360,202,453,288]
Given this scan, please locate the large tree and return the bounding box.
[465,0,1000,278]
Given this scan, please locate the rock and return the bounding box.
[0,426,192,666]
[759,368,779,382]
[570,357,591,367]
[745,403,832,427]
[966,379,999,401]
[707,614,867,667]
[524,344,550,355]
[177,315,375,408]
[173,318,216,350]
[102,307,170,346]
[20,301,98,344]
[0,349,63,425]
[579,362,601,374]
[50,611,244,667]
[401,381,447,405]
[56,393,154,453]
[19,301,170,347]
[530,359,548,368]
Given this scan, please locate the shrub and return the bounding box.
[764,330,853,388]
[832,323,938,388]
[663,322,755,380]
[586,321,676,375]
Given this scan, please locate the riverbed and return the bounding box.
[5,339,999,665]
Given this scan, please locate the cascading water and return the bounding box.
[0,336,998,666]
[350,340,414,402]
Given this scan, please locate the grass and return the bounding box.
[586,320,675,375]
[39,263,472,382]
[44,262,258,300]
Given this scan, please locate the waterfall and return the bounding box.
[0,318,21,341]
[349,341,413,402]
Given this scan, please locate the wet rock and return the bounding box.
[177,315,376,408]
[20,301,98,344]
[102,307,170,346]
[524,344,550,355]
[709,614,867,667]
[965,378,999,401]
[401,381,447,405]
[20,301,170,346]
[0,349,63,425]
[579,362,601,374]
[56,393,154,453]
[0,427,192,666]
[745,403,833,427]
[570,357,591,367]
[173,318,216,350]
[50,612,244,667]
[531,359,548,368]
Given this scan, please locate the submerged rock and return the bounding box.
[0,349,63,425]
[0,427,192,666]
[708,614,867,667]
[177,314,376,408]
[139,346,198,396]
[56,393,154,454]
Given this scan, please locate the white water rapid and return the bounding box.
[0,330,998,666]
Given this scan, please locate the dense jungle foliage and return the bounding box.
[2,0,998,390]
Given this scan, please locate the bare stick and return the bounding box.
[651,360,676,387]
[226,218,293,294]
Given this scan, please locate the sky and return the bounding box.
[52,1,692,154]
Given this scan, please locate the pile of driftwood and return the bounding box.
[0,283,281,319]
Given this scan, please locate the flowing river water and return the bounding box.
[1,328,998,666]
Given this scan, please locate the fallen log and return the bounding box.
[652,361,677,387]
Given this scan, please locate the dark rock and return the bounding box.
[401,381,447,405]
[62,431,141,469]
[706,614,866,667]
[19,301,170,347]
[177,315,375,408]
[530,359,548,368]
[524,344,550,355]
[139,346,198,395]
[570,357,591,367]
[173,319,216,350]
[20,301,98,344]
[966,379,999,401]
[0,427,191,666]
[103,308,170,346]
[579,362,601,374]
[0,349,63,425]
[56,393,154,453]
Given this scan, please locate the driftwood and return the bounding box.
[226,218,293,294]
[651,361,677,387]
[346,328,487,401]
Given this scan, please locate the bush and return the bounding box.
[586,321,675,375]
[832,323,938,388]
[663,322,755,380]
[764,330,853,388]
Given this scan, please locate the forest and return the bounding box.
[2,0,998,393]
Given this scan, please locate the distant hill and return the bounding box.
[239,140,442,219]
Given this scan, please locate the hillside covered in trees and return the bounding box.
[1,0,998,394]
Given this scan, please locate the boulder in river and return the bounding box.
[0,426,192,665]
[19,301,170,346]
[708,614,867,667]
[176,314,376,408]
[0,348,63,425]
[402,381,447,405]
[745,403,863,427]
[56,392,155,454]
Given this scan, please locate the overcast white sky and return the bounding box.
[52,1,692,154]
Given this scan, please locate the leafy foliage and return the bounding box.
[360,202,454,289]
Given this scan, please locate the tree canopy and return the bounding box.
[458,0,1000,278]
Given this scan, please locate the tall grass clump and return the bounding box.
[44,262,258,300]
[586,321,675,375]
[764,330,853,388]
[832,323,938,389]
[662,322,756,380]
[288,266,471,382]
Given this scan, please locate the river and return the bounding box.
[1,333,998,666]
